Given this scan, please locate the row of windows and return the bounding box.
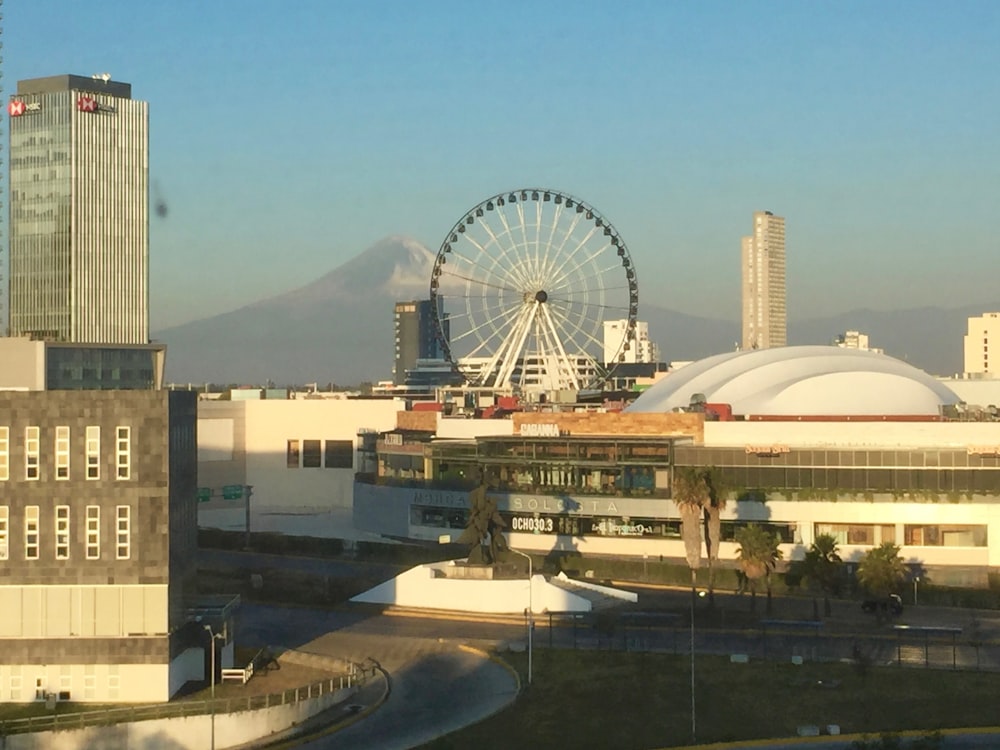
[0,505,131,561]
[0,426,131,482]
[286,439,354,469]
[407,503,989,549]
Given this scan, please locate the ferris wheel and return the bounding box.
[429,188,639,392]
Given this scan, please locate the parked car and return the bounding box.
[861,593,903,616]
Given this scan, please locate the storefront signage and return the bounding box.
[77,96,117,114]
[509,515,555,533]
[383,433,403,446]
[593,519,650,537]
[510,495,620,515]
[968,446,1000,457]
[412,489,469,509]
[8,100,40,116]
[745,444,790,457]
[519,422,563,437]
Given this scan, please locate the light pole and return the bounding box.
[203,624,225,750]
[510,548,533,686]
[690,588,706,744]
[913,576,920,606]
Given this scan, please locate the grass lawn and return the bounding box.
[420,649,998,750]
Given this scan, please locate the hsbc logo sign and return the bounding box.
[77,96,116,114]
[8,100,41,117]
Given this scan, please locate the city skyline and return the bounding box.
[3,2,999,331]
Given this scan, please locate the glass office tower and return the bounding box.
[8,74,149,344]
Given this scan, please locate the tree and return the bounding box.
[857,542,907,621]
[800,534,843,617]
[701,467,729,606]
[672,467,707,592]
[734,524,783,614]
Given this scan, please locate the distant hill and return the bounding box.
[155,235,997,385]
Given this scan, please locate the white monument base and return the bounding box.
[350,559,637,614]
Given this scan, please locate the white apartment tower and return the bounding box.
[741,211,786,350]
[604,319,658,364]
[964,313,1000,378]
[8,75,149,344]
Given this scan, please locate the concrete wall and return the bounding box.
[0,338,43,390]
[197,398,402,534]
[704,420,1000,448]
[4,683,357,750]
[351,564,613,613]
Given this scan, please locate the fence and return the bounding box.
[0,661,374,738]
[529,611,1000,673]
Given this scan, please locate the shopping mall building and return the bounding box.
[353,347,1000,586]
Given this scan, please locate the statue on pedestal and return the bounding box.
[456,472,509,565]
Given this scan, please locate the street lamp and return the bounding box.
[203,623,225,750]
[690,588,706,744]
[914,576,920,606]
[510,548,534,686]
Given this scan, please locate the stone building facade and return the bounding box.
[0,390,199,702]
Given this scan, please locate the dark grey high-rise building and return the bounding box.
[8,74,149,344]
[393,299,447,385]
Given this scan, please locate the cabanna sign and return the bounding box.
[519,423,563,438]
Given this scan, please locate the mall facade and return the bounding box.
[355,408,1000,586]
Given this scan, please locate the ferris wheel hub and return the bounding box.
[535,290,548,304]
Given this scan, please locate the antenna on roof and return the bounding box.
[92,72,111,83]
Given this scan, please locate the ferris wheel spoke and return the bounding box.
[441,268,523,295]
[491,304,536,388]
[493,209,534,289]
[476,219,533,290]
[550,262,624,295]
[449,300,525,349]
[548,235,608,290]
[546,300,608,354]
[455,233,531,291]
[538,203,565,285]
[538,304,582,390]
[532,200,545,282]
[538,210,585,283]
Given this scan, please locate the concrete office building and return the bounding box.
[604,319,658,365]
[964,313,1000,378]
[8,74,149,344]
[393,299,447,385]
[741,211,786,351]
[0,390,208,703]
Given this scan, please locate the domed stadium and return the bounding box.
[626,346,960,418]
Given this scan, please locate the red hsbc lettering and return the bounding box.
[77,96,98,113]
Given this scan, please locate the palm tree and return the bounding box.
[858,542,907,621]
[702,467,728,606]
[672,466,708,594]
[800,534,843,617]
[734,524,783,614]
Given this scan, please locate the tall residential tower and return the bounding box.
[741,210,786,350]
[8,74,149,344]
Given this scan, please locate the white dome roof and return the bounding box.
[626,346,960,417]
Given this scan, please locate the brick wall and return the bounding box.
[513,411,704,443]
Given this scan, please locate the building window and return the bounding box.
[116,427,131,480]
[0,507,8,560]
[55,506,70,560]
[26,426,40,480]
[325,440,354,469]
[0,426,8,481]
[116,506,131,559]
[303,440,322,468]
[286,440,300,468]
[83,671,96,700]
[25,506,39,560]
[55,426,70,480]
[903,524,987,547]
[86,426,100,480]
[815,522,874,546]
[86,506,100,559]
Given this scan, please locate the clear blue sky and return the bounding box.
[6,1,999,328]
